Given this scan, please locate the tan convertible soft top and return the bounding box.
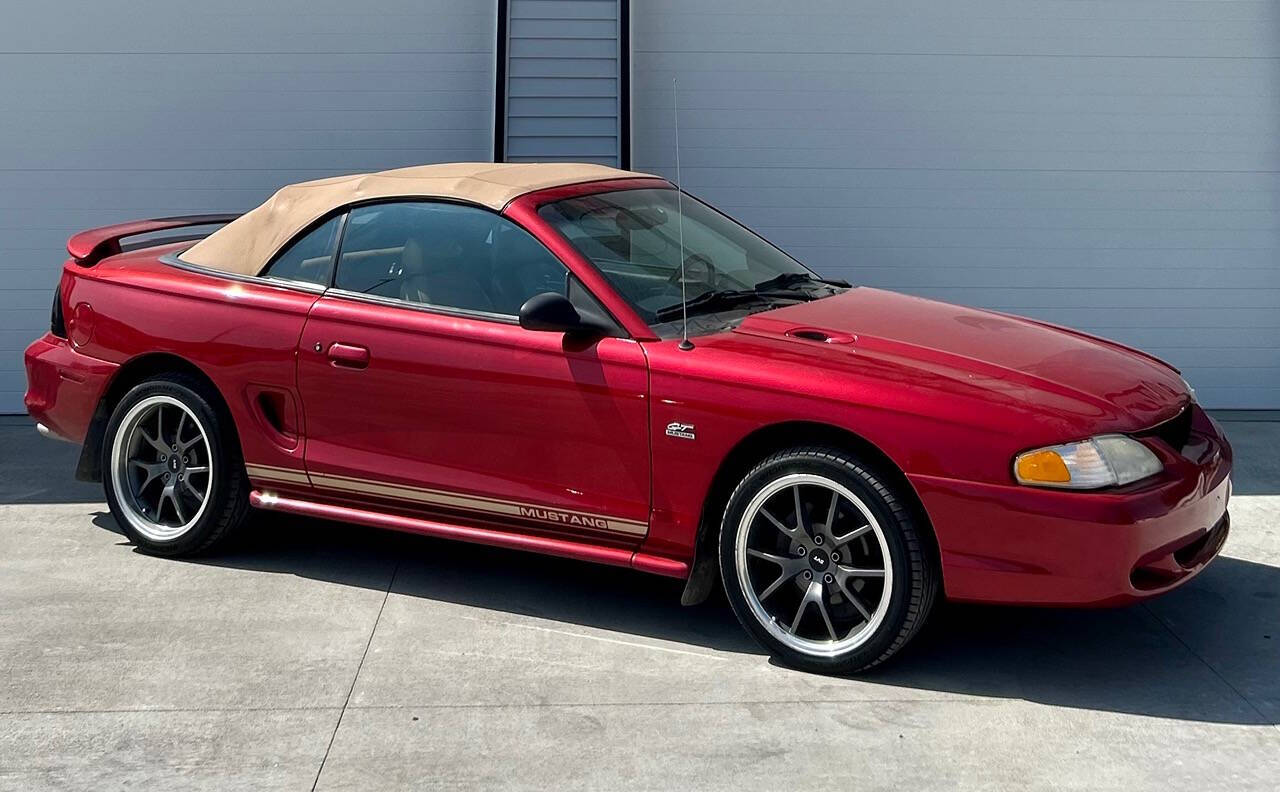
[181,162,657,276]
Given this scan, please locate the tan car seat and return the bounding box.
[397,235,496,313]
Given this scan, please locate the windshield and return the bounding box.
[538,188,844,338]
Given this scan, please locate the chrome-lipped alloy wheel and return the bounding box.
[734,473,893,657]
[109,395,215,542]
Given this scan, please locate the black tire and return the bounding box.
[718,446,938,674]
[102,373,249,557]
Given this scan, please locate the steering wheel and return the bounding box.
[667,253,717,290]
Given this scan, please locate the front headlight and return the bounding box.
[1013,435,1162,489]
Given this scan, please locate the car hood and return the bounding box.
[732,287,1188,432]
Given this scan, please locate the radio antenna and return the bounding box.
[673,78,694,351]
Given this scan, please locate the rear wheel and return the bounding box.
[103,374,249,556]
[719,447,938,673]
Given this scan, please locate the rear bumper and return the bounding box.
[24,333,117,445]
[913,407,1232,607]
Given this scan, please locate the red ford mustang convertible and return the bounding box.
[25,163,1232,672]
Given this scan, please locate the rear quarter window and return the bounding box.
[261,215,343,286]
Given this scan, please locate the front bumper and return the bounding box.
[24,333,117,445]
[912,406,1232,606]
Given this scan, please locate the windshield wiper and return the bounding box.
[653,286,820,323]
[653,289,769,322]
[652,273,846,324]
[752,272,851,292]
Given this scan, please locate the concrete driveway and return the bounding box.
[2,415,1278,790]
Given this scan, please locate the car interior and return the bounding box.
[332,204,568,316]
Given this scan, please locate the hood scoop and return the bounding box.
[784,326,856,345]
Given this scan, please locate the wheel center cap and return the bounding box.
[808,549,829,571]
[168,456,181,473]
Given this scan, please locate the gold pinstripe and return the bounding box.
[244,463,647,536]
[244,463,310,484]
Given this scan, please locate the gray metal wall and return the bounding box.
[504,0,622,164]
[0,0,497,413]
[632,0,1280,409]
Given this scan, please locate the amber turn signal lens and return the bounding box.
[1014,449,1071,484]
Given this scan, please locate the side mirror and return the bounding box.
[518,292,611,336]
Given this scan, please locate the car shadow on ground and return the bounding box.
[0,418,103,505]
[91,508,1279,727]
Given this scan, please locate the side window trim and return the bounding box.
[324,286,521,325]
[159,251,328,294]
[567,272,625,336]
[326,210,349,289]
[259,210,348,286]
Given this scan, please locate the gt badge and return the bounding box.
[665,422,696,440]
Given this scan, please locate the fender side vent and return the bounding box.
[257,392,285,434]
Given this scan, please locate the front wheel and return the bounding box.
[719,447,938,673]
[103,374,249,556]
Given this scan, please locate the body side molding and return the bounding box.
[249,490,687,578]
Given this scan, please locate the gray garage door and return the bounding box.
[632,0,1280,409]
[0,0,497,413]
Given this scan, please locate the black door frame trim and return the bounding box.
[493,0,630,167]
[619,0,631,168]
[493,0,510,162]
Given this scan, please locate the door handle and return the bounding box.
[326,342,370,369]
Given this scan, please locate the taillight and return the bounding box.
[50,284,66,338]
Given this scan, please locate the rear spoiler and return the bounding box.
[66,213,240,267]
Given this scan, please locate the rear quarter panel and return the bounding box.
[63,247,318,471]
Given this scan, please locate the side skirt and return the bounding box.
[249,490,688,578]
